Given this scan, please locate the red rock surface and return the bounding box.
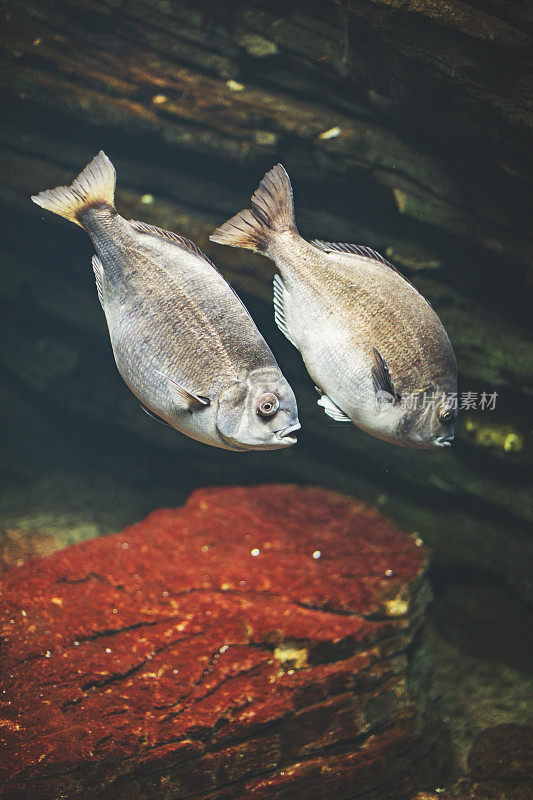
[0,484,438,800]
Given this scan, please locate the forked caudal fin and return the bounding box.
[210,163,296,253]
[31,151,116,227]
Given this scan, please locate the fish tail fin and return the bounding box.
[31,151,116,227]
[210,163,296,253]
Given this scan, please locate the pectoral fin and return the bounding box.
[371,348,400,404]
[156,370,210,412]
[317,394,351,422]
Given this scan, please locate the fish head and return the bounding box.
[397,383,458,449]
[216,368,300,451]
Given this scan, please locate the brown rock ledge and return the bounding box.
[0,484,444,799]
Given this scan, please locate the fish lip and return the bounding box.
[434,434,454,447]
[217,421,301,451]
[276,422,301,444]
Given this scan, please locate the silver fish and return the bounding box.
[210,164,457,449]
[31,153,300,451]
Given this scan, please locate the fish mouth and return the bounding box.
[275,422,301,445]
[434,434,454,447]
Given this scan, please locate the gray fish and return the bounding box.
[210,164,457,449]
[31,153,300,451]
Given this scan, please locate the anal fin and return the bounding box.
[317,394,351,422]
[92,254,104,308]
[273,273,298,348]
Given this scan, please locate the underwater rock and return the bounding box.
[468,723,533,783]
[413,722,533,800]
[0,485,445,800]
[3,0,530,267]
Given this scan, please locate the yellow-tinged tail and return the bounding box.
[31,151,116,227]
[210,163,296,253]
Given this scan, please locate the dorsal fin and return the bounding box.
[310,240,395,270]
[129,220,218,270]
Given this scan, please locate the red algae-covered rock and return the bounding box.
[0,485,439,800]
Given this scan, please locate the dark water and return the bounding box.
[1,0,532,796]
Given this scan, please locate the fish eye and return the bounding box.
[257,392,279,418]
[439,408,454,424]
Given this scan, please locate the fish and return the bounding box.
[210,164,457,449]
[31,152,300,451]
